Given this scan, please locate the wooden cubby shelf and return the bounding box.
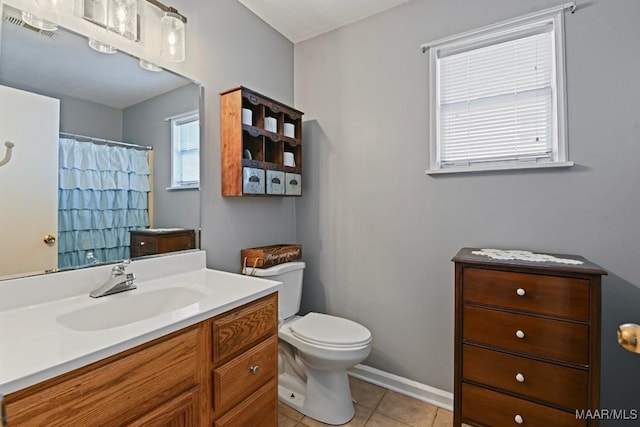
[221,86,304,197]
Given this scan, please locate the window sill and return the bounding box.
[425,161,574,175]
[166,185,200,191]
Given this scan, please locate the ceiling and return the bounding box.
[0,6,191,109]
[238,0,412,43]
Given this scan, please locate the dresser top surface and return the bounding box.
[452,247,607,276]
[130,228,195,236]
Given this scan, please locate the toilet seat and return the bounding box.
[289,312,372,348]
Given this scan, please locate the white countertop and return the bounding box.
[0,251,281,395]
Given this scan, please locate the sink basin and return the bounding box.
[57,287,207,331]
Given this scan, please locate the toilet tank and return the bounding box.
[247,261,305,320]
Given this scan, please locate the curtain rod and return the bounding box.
[420,1,576,53]
[59,132,153,151]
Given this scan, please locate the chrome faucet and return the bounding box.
[90,260,137,298]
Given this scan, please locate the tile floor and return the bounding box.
[278,377,472,427]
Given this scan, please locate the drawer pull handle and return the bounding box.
[515,330,525,339]
[515,414,524,424]
[516,288,526,296]
[515,373,525,383]
[249,365,260,375]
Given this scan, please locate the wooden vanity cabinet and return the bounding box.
[220,86,304,197]
[4,292,279,427]
[4,324,206,426]
[452,248,606,427]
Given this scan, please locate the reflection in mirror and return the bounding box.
[0,5,201,281]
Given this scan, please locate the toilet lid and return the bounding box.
[289,313,372,347]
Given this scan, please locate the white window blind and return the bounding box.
[425,4,572,174]
[439,32,553,166]
[171,112,200,188]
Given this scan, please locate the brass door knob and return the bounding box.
[618,323,640,353]
[43,234,56,245]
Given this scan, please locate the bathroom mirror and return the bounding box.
[0,5,201,281]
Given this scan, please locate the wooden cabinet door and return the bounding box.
[128,386,200,427]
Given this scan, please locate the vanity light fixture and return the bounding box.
[138,58,162,72]
[107,0,137,40]
[88,38,117,54]
[146,0,187,63]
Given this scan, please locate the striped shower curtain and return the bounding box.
[57,138,150,269]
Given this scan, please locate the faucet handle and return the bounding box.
[112,259,131,273]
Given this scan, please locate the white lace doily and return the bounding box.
[471,249,583,265]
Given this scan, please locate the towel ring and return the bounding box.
[0,141,15,167]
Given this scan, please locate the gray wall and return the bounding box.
[172,0,296,272]
[123,83,200,230]
[294,0,640,420]
[59,95,122,140]
[0,87,124,140]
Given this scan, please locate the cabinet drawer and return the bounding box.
[463,345,588,410]
[212,293,277,362]
[266,170,285,195]
[213,335,277,411]
[131,235,158,256]
[463,305,589,365]
[285,172,301,196]
[214,379,277,427]
[243,167,265,194]
[463,268,590,320]
[462,383,585,427]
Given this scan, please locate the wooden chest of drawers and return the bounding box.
[452,248,606,427]
[130,228,196,258]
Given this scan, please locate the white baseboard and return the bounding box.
[348,364,454,412]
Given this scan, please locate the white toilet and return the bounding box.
[248,261,372,425]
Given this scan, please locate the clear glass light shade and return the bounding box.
[107,0,137,40]
[88,38,117,54]
[36,0,75,15]
[160,12,185,62]
[139,59,162,72]
[21,11,58,31]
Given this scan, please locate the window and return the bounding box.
[170,111,200,189]
[424,5,573,174]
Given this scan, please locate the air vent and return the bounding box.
[2,6,55,38]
